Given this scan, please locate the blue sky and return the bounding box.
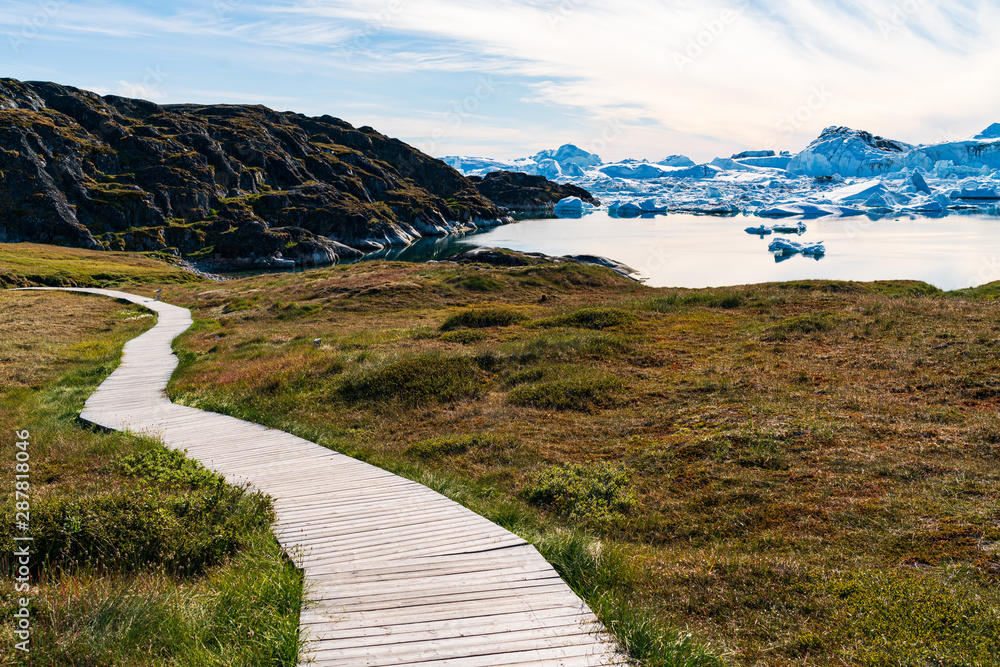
[2,0,999,162]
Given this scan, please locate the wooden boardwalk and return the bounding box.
[30,288,624,666]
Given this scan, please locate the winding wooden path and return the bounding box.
[30,287,624,666]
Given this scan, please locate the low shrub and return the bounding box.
[18,481,272,577]
[108,447,219,489]
[535,307,636,330]
[338,354,482,406]
[439,329,490,344]
[523,463,637,524]
[508,375,626,411]
[826,571,1000,665]
[440,306,529,331]
[509,332,633,364]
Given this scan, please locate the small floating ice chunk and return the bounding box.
[553,196,595,212]
[768,238,826,257]
[638,198,668,212]
[745,224,773,235]
[771,221,807,234]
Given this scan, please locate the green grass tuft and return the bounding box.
[440,306,529,331]
[523,463,637,525]
[338,354,482,406]
[508,374,626,411]
[535,307,637,330]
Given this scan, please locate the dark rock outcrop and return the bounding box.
[0,78,523,268]
[471,171,600,213]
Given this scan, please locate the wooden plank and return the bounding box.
[24,288,624,667]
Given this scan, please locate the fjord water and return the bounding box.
[372,212,1000,290]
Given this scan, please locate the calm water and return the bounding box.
[367,212,1000,290]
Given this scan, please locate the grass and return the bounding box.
[0,289,302,665]
[0,242,199,288]
[439,305,530,331]
[337,353,483,407]
[8,247,1000,666]
[507,374,627,411]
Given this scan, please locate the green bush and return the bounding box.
[338,354,482,406]
[508,375,626,411]
[827,571,1000,666]
[523,463,637,524]
[509,332,633,363]
[17,482,272,577]
[108,446,219,489]
[439,329,490,344]
[535,307,636,330]
[440,306,529,331]
[450,274,505,292]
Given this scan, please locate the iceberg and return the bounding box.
[768,238,826,257]
[658,155,696,167]
[771,221,807,234]
[599,163,670,179]
[553,196,595,213]
[615,202,643,216]
[745,224,773,235]
[954,187,1000,200]
[441,122,1000,223]
[787,126,911,178]
[975,123,1000,140]
[638,198,668,213]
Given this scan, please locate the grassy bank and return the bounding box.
[0,289,302,665]
[155,261,1000,666]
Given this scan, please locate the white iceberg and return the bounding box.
[768,238,826,257]
[553,196,595,212]
[787,126,911,178]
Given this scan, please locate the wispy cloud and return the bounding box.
[2,0,998,161]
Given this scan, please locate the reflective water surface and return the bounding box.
[364,212,1000,290]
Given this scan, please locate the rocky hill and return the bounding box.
[470,171,600,212]
[0,79,559,269]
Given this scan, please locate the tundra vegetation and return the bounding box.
[0,284,302,666]
[3,245,1000,666]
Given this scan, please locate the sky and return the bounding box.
[2,0,999,163]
